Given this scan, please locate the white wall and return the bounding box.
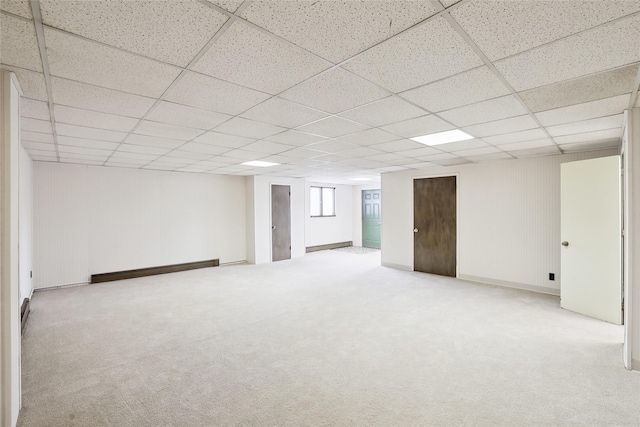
[33,163,247,288]
[381,148,618,294]
[18,144,33,304]
[248,175,305,264]
[351,184,381,247]
[245,176,256,264]
[305,182,353,247]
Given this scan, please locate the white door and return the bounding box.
[561,156,621,324]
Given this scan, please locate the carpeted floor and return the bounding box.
[18,250,640,426]
[332,246,380,254]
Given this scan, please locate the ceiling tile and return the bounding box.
[193,21,330,94]
[440,0,462,7]
[206,0,243,13]
[464,152,513,163]
[495,14,640,91]
[21,99,49,120]
[276,147,324,159]
[305,140,357,153]
[344,16,483,93]
[146,101,232,131]
[51,77,155,118]
[0,0,33,18]
[45,28,182,97]
[239,140,296,155]
[21,117,52,133]
[57,144,111,156]
[462,115,539,138]
[164,71,270,115]
[241,98,327,129]
[297,116,369,138]
[126,134,184,149]
[135,120,203,141]
[265,130,325,146]
[413,152,458,161]
[193,131,255,148]
[431,158,473,166]
[484,128,547,145]
[22,130,54,143]
[438,95,528,127]
[370,139,425,153]
[337,128,402,146]
[547,114,623,137]
[168,151,212,161]
[57,135,119,150]
[40,0,227,67]
[451,0,640,61]
[339,96,427,127]
[380,115,454,138]
[0,65,48,101]
[56,123,127,142]
[519,65,638,112]
[400,66,510,112]
[560,139,621,153]
[117,144,172,156]
[22,141,55,152]
[453,146,501,157]
[498,138,555,152]
[436,139,489,152]
[364,152,411,163]
[241,0,439,63]
[0,14,42,72]
[54,105,138,132]
[339,146,386,158]
[535,95,630,127]
[280,68,388,114]
[223,149,263,160]
[214,117,287,139]
[397,146,445,158]
[553,128,622,145]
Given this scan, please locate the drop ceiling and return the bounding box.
[1,0,639,185]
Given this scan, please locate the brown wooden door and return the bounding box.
[413,176,456,277]
[271,185,291,262]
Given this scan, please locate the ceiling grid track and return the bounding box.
[628,65,640,109]
[29,0,60,161]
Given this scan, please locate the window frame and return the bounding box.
[310,186,336,217]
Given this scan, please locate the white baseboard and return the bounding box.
[34,282,90,291]
[632,358,640,372]
[381,262,413,271]
[458,274,560,296]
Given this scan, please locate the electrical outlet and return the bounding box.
[549,273,555,281]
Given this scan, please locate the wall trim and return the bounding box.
[632,358,640,372]
[91,259,220,284]
[459,274,561,296]
[382,262,413,271]
[306,241,352,253]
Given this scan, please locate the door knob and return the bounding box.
[561,241,569,247]
[272,226,276,230]
[413,228,418,233]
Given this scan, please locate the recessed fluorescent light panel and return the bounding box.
[410,129,474,146]
[241,160,280,167]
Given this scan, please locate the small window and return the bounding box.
[310,186,335,217]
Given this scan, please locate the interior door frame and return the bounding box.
[269,182,291,263]
[412,173,460,277]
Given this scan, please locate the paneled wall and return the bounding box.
[33,163,246,288]
[381,148,618,294]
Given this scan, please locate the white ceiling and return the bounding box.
[1,0,639,185]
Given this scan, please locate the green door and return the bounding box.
[362,189,381,249]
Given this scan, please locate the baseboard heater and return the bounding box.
[306,241,352,253]
[90,259,220,284]
[21,298,30,336]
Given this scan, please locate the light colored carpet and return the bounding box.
[332,246,380,254]
[18,250,640,426]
